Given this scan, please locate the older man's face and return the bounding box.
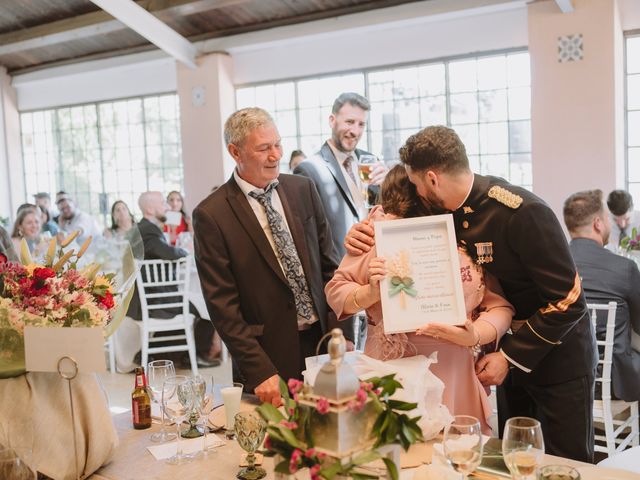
[230,123,282,189]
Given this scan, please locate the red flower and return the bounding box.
[310,464,322,480]
[33,267,55,281]
[97,290,115,309]
[289,449,302,473]
[0,252,6,264]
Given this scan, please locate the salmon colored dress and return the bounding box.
[325,206,514,433]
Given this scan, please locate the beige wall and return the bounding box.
[0,67,23,221]
[529,0,624,219]
[177,53,235,215]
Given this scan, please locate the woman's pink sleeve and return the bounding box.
[325,248,376,320]
[476,271,514,341]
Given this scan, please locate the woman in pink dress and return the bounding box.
[325,165,514,434]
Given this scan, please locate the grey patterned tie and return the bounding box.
[249,182,315,322]
[343,155,358,185]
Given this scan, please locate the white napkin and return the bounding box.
[146,434,225,460]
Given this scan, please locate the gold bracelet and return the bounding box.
[352,287,364,310]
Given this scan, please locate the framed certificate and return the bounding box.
[374,214,466,334]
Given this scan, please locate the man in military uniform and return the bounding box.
[345,126,597,462]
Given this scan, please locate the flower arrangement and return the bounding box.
[0,233,120,377]
[257,375,423,480]
[620,227,640,252]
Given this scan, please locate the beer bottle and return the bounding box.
[132,366,152,429]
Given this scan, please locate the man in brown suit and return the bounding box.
[193,108,338,406]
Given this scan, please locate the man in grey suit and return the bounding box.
[294,92,387,347]
[564,189,640,401]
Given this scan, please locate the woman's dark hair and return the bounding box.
[110,200,135,231]
[380,164,432,218]
[167,191,189,221]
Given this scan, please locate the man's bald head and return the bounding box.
[138,191,167,223]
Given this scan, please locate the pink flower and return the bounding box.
[288,407,296,416]
[264,434,272,450]
[289,448,302,473]
[310,464,322,480]
[361,381,374,392]
[279,420,298,430]
[288,378,304,395]
[315,397,330,415]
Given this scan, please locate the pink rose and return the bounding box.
[287,378,304,395]
[289,448,302,473]
[316,397,330,415]
[310,464,322,480]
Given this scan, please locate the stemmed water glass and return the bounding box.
[234,411,267,480]
[502,417,544,480]
[192,374,217,458]
[162,375,196,465]
[147,360,177,442]
[443,415,483,479]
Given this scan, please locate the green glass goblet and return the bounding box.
[234,411,267,480]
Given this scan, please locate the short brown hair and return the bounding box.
[380,164,432,218]
[607,190,633,216]
[563,189,604,233]
[332,92,370,115]
[399,125,469,174]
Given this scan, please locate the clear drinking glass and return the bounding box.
[357,154,378,208]
[162,375,196,465]
[443,415,483,479]
[192,374,217,458]
[221,382,244,440]
[147,359,177,442]
[234,411,267,480]
[502,417,545,480]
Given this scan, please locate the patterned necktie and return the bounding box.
[249,182,315,322]
[343,155,358,185]
[620,226,628,246]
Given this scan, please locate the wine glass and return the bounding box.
[147,360,177,442]
[502,417,545,480]
[192,374,217,458]
[162,375,196,465]
[234,411,267,480]
[443,415,483,479]
[358,154,378,208]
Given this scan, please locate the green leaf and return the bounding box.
[279,377,291,402]
[387,400,417,411]
[275,424,304,448]
[320,461,344,479]
[382,457,399,480]
[350,473,379,479]
[351,450,381,466]
[257,403,285,424]
[274,460,291,474]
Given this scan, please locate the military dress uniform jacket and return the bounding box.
[452,174,597,385]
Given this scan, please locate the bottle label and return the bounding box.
[136,374,145,388]
[132,399,140,424]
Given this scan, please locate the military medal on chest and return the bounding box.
[475,242,493,264]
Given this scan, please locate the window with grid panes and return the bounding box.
[626,34,640,202]
[235,50,531,188]
[20,93,183,225]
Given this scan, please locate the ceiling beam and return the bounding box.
[0,0,248,56]
[89,0,198,68]
[554,0,574,13]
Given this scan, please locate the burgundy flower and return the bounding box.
[33,267,55,281]
[0,252,6,264]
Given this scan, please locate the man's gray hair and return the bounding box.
[224,108,275,146]
[332,92,370,115]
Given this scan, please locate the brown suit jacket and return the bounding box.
[193,173,339,391]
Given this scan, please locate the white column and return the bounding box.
[528,0,625,219]
[176,52,235,214]
[0,66,24,222]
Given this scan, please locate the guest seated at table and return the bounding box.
[10,205,48,258]
[56,194,102,243]
[33,192,59,236]
[104,200,135,239]
[564,189,640,402]
[325,165,514,433]
[163,190,193,246]
[127,191,222,368]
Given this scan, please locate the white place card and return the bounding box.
[24,326,107,374]
[375,214,466,334]
[146,433,225,460]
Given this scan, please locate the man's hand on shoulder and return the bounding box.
[344,220,375,256]
[254,374,282,407]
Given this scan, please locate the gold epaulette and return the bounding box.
[488,186,523,209]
